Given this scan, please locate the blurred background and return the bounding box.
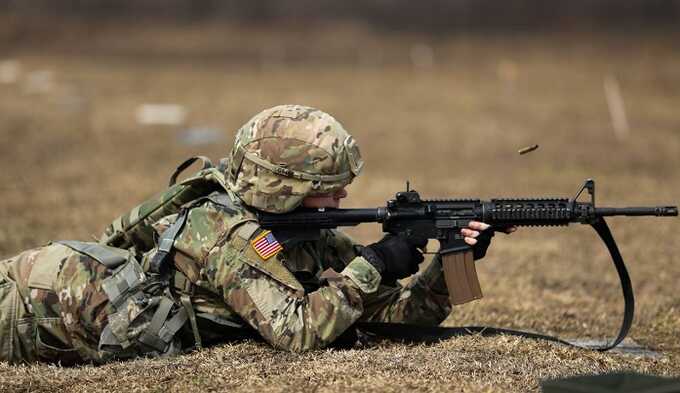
[3,0,680,29]
[0,2,679,389]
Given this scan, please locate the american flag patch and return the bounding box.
[250,230,283,260]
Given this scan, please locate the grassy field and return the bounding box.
[0,21,679,392]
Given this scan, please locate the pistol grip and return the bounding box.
[441,250,483,305]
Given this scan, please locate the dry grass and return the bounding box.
[0,21,679,392]
[0,338,672,393]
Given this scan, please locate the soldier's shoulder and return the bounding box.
[172,191,256,259]
[203,210,305,296]
[182,192,305,295]
[187,191,255,224]
[196,191,249,212]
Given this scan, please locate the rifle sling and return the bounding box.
[355,322,577,347]
[358,218,634,352]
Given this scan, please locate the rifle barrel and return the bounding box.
[595,206,678,217]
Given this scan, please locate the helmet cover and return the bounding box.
[226,104,363,213]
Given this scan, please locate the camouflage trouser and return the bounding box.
[0,242,187,364]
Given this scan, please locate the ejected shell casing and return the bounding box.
[518,144,539,155]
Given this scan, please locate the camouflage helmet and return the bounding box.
[226,105,364,213]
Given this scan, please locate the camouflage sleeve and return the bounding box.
[360,255,451,325]
[171,201,382,352]
[323,230,452,325]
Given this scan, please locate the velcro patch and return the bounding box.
[250,230,283,260]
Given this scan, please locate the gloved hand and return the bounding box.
[461,221,516,260]
[360,235,425,283]
[470,227,494,260]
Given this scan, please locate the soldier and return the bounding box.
[0,105,504,364]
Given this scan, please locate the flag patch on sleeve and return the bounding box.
[250,230,283,260]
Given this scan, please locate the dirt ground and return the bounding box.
[0,21,679,392]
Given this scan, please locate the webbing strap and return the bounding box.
[181,294,202,349]
[358,218,634,352]
[205,193,238,213]
[138,297,174,351]
[149,211,189,273]
[168,156,214,186]
[158,308,188,344]
[56,240,129,269]
[101,261,144,309]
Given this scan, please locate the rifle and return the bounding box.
[258,179,677,350]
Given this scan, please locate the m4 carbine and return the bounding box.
[258,179,677,349]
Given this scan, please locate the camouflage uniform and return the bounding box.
[0,105,452,364]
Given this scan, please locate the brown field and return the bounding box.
[0,22,679,392]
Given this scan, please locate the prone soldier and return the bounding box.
[0,105,502,364]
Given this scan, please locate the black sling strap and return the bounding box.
[358,218,634,352]
[589,217,634,351]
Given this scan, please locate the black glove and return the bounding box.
[471,228,495,260]
[360,235,425,283]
